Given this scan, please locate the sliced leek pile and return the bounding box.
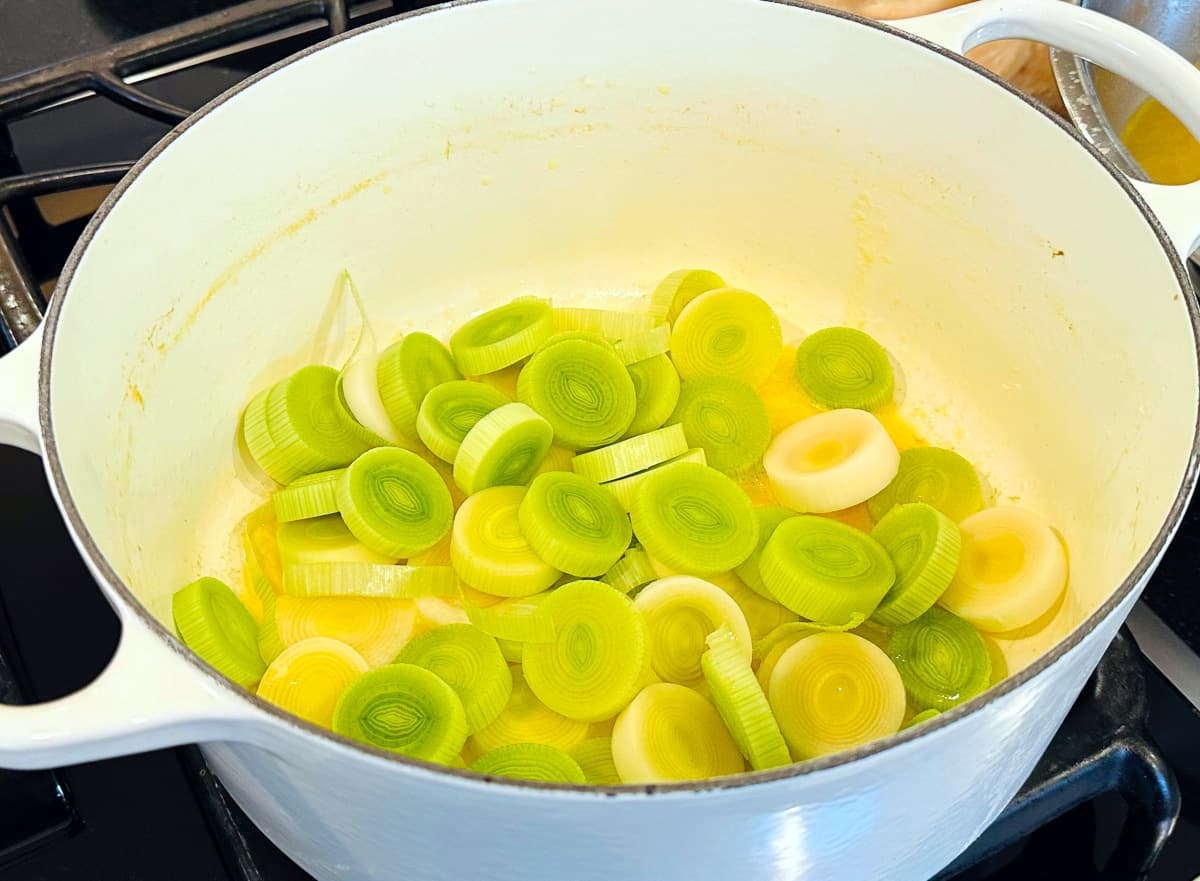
[173,267,1069,784]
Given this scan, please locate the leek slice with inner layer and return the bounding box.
[867,446,985,523]
[451,486,560,597]
[518,471,632,576]
[623,353,681,438]
[701,624,790,770]
[398,623,513,733]
[452,402,554,494]
[670,288,782,386]
[517,339,636,450]
[450,297,554,375]
[416,380,510,464]
[668,375,770,476]
[173,577,266,688]
[256,636,368,727]
[869,502,961,626]
[337,447,454,559]
[470,742,586,783]
[794,326,894,411]
[888,607,991,711]
[611,683,743,783]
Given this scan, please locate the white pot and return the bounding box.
[0,1,1198,879]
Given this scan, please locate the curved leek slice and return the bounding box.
[243,504,283,592]
[452,486,560,597]
[273,469,345,523]
[888,607,991,711]
[377,332,462,440]
[733,507,796,599]
[571,424,689,483]
[450,297,554,375]
[517,339,636,451]
[256,636,368,727]
[867,446,986,523]
[416,380,510,464]
[276,515,398,568]
[702,625,790,770]
[602,548,657,595]
[470,667,589,754]
[398,623,513,734]
[412,596,470,636]
[470,742,586,783]
[332,663,467,762]
[763,409,900,513]
[768,632,906,759]
[460,590,556,643]
[569,737,622,785]
[257,597,287,666]
[759,516,894,622]
[939,507,1068,632]
[523,581,647,721]
[649,268,726,324]
[794,326,894,411]
[628,461,758,576]
[600,447,707,513]
[633,576,752,686]
[535,443,576,476]
[283,562,456,599]
[338,447,454,558]
[553,307,659,340]
[536,330,617,354]
[335,274,404,446]
[274,595,416,667]
[903,708,941,730]
[518,471,633,576]
[669,376,770,475]
[614,324,671,366]
[670,288,782,386]
[453,402,554,494]
[707,570,797,643]
[611,683,744,783]
[624,354,681,438]
[173,577,266,688]
[870,503,961,626]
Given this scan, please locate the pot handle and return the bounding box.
[890,0,1200,260]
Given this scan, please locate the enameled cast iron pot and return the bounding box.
[1,1,1200,879]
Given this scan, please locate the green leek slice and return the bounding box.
[794,326,894,411]
[670,289,782,386]
[453,402,554,494]
[398,623,513,734]
[568,738,622,785]
[518,471,633,576]
[632,576,752,686]
[553,307,659,340]
[611,683,743,783]
[460,590,557,643]
[870,503,961,626]
[450,297,554,375]
[470,742,586,783]
[628,461,758,576]
[332,663,467,762]
[536,330,617,354]
[571,424,689,483]
[377,332,462,440]
[701,624,790,770]
[767,632,905,759]
[614,324,671,366]
[649,269,726,324]
[867,446,986,523]
[903,708,941,730]
[751,616,867,664]
[624,353,681,438]
[173,577,266,688]
[888,607,991,711]
[759,516,894,622]
[669,376,770,476]
[337,447,454,558]
[283,562,456,599]
[451,486,560,597]
[273,469,345,523]
[256,636,368,727]
[733,507,796,598]
[416,380,510,464]
[602,548,657,595]
[276,515,398,568]
[522,581,647,721]
[470,667,588,754]
[599,447,707,513]
[517,339,636,451]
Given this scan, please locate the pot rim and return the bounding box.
[38,0,1200,796]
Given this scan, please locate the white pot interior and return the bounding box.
[48,0,1197,679]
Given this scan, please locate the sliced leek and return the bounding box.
[523,581,647,721]
[273,469,345,523]
[453,402,554,494]
[416,380,510,464]
[632,576,752,686]
[517,339,636,450]
[569,737,622,785]
[759,516,895,622]
[274,595,416,667]
[867,446,986,523]
[763,409,900,513]
[518,471,633,576]
[451,486,560,597]
[669,376,770,475]
[450,297,554,375]
[256,636,368,727]
[553,307,659,340]
[283,562,456,599]
[602,548,657,595]
[733,507,796,599]
[648,268,726,324]
[888,607,991,711]
[624,354,681,438]
[768,632,906,759]
[670,288,782,386]
[870,503,961,627]
[701,625,790,770]
[470,742,586,783]
[173,577,266,688]
[470,667,589,754]
[336,273,404,445]
[460,590,557,643]
[377,332,462,440]
[571,424,689,483]
[332,663,467,762]
[611,683,743,783]
[939,507,1067,632]
[614,324,671,366]
[794,326,894,411]
[707,570,797,643]
[276,515,398,568]
[398,623,513,734]
[338,447,454,558]
[599,447,707,513]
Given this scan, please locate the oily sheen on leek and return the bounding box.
[518,471,632,576]
[398,623,513,733]
[611,683,743,783]
[794,327,894,411]
[470,742,587,783]
[256,636,368,727]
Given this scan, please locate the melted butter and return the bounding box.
[1121,79,1200,185]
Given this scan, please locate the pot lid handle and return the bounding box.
[889,0,1200,261]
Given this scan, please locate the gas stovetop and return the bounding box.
[2,2,1199,879]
